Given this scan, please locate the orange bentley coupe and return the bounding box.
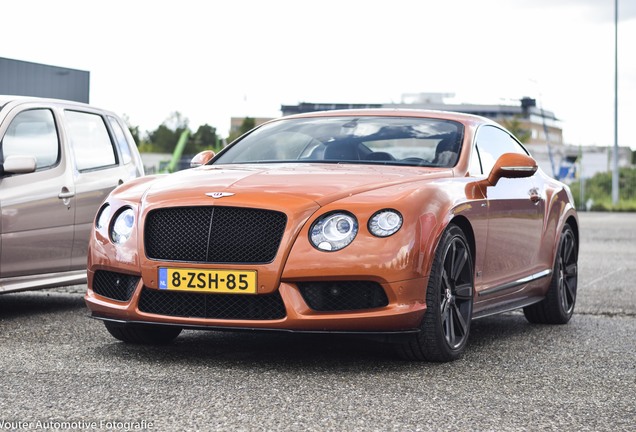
[85,109,579,362]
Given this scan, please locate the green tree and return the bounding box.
[163,111,189,131]
[147,124,180,153]
[227,117,256,143]
[146,112,190,153]
[572,167,636,211]
[187,124,219,154]
[127,124,142,146]
[120,114,146,149]
[501,116,531,143]
[240,117,256,133]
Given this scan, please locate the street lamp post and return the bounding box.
[612,0,619,205]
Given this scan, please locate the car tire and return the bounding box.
[397,224,474,362]
[104,321,182,344]
[524,223,578,324]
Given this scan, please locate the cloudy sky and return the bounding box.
[3,0,635,148]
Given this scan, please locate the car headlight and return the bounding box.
[110,208,135,244]
[369,209,403,237]
[310,212,358,251]
[95,204,111,230]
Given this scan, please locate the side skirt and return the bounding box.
[0,270,87,294]
[472,296,544,320]
[472,269,552,319]
[477,269,552,298]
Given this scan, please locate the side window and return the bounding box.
[468,145,482,176]
[107,116,133,165]
[474,125,528,174]
[1,109,59,170]
[65,110,117,171]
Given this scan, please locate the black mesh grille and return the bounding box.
[138,288,286,320]
[144,206,287,264]
[298,281,389,311]
[92,271,139,302]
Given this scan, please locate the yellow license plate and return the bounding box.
[158,268,257,294]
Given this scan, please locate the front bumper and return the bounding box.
[85,273,428,334]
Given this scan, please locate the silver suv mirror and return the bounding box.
[2,155,37,174]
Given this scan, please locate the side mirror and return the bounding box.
[190,150,216,168]
[487,153,537,186]
[2,155,37,175]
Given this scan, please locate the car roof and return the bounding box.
[276,108,498,128]
[0,95,101,112]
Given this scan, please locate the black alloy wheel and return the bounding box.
[524,223,578,324]
[397,224,474,362]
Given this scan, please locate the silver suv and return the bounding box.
[0,96,144,293]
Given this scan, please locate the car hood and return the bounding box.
[140,164,452,208]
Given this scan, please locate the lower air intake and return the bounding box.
[298,281,389,311]
[92,271,139,302]
[138,288,286,320]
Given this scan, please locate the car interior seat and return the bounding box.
[432,137,459,167]
[323,142,360,160]
[365,152,395,161]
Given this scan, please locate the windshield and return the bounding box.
[213,116,464,167]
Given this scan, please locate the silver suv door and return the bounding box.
[63,109,133,270]
[0,108,74,277]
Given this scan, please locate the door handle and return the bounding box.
[58,187,74,209]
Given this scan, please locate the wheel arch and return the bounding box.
[565,214,579,253]
[419,211,477,279]
[550,210,579,265]
[449,215,476,268]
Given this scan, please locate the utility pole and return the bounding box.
[612,0,619,205]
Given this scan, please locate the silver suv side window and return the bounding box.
[65,110,117,171]
[2,109,59,170]
[107,115,132,165]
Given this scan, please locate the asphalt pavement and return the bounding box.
[0,212,634,432]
